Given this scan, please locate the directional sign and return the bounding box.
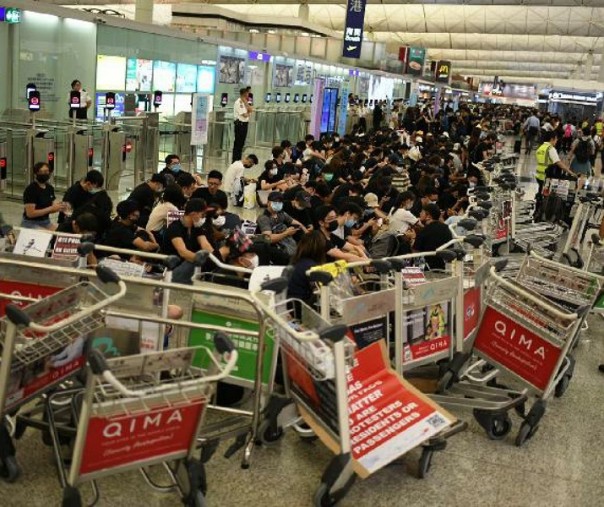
[342,0,366,59]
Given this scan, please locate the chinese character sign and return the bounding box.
[342,0,366,59]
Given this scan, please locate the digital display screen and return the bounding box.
[153,61,176,93]
[275,92,281,103]
[265,92,271,103]
[95,92,125,121]
[96,55,127,90]
[176,63,197,93]
[294,93,300,103]
[126,58,152,92]
[285,93,291,103]
[221,93,228,107]
[197,65,215,94]
[302,94,308,103]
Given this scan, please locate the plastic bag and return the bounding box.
[243,182,257,209]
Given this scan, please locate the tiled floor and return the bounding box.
[1,148,603,506]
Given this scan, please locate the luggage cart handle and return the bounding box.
[488,267,578,320]
[5,266,127,331]
[87,334,238,397]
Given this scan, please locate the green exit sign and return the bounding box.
[2,7,21,23]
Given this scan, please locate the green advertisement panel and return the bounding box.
[189,308,275,386]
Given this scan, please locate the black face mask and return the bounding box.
[327,221,338,232]
[36,174,50,184]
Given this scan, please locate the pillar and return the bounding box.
[298,4,309,22]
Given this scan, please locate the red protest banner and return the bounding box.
[473,306,563,392]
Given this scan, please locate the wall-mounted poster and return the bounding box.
[295,63,313,86]
[274,64,293,88]
[153,61,176,93]
[219,55,245,84]
[126,58,153,92]
[359,76,370,95]
[176,64,198,93]
[96,55,126,91]
[197,66,216,94]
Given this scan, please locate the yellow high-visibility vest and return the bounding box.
[535,142,552,181]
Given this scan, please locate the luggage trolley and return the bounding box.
[472,265,587,446]
[514,251,602,394]
[560,193,603,268]
[0,266,126,482]
[58,339,237,507]
[251,282,458,506]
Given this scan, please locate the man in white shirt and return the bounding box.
[67,79,92,120]
[223,153,258,206]
[232,88,253,163]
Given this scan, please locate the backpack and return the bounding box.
[563,124,573,138]
[574,138,591,164]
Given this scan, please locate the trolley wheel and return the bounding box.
[0,455,21,483]
[258,419,284,446]
[554,375,571,398]
[62,486,82,507]
[515,422,538,447]
[436,370,454,393]
[473,410,512,440]
[417,448,433,479]
[313,475,356,507]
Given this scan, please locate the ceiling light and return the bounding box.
[249,28,259,34]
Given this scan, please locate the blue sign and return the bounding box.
[342,0,366,59]
[320,88,339,133]
[248,51,271,63]
[0,7,5,21]
[337,86,349,136]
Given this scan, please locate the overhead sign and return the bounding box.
[342,0,366,59]
[406,47,425,76]
[435,60,451,83]
[548,91,603,103]
[248,51,271,63]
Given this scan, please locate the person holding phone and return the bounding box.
[22,162,66,230]
[67,79,91,120]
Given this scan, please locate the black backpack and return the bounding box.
[574,138,591,163]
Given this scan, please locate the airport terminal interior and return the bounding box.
[0,0,603,506]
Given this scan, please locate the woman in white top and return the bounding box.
[146,185,185,240]
[388,191,419,234]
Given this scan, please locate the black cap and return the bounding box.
[268,191,284,202]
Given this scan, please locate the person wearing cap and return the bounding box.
[257,191,307,265]
[100,200,159,259]
[223,154,258,206]
[363,192,388,220]
[127,173,166,228]
[58,169,105,225]
[192,170,229,210]
[412,203,452,270]
[162,198,215,284]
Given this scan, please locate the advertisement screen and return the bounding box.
[197,66,215,94]
[95,92,125,121]
[219,56,245,84]
[96,55,126,91]
[153,61,176,93]
[176,63,197,93]
[126,58,152,92]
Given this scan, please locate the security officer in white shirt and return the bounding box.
[67,79,92,120]
[233,87,253,163]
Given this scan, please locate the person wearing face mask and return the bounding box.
[160,154,184,184]
[162,198,209,285]
[127,173,166,228]
[258,160,286,194]
[58,170,104,225]
[176,173,198,200]
[409,187,439,217]
[315,205,369,263]
[22,162,67,230]
[100,200,159,259]
[413,203,452,270]
[257,192,306,264]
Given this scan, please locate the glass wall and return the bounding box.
[12,12,97,120]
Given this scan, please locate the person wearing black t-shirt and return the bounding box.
[284,190,314,241]
[315,205,368,263]
[127,173,166,228]
[191,170,229,210]
[471,132,496,164]
[22,162,66,230]
[413,203,452,270]
[100,200,159,259]
[163,198,210,284]
[59,169,104,224]
[287,231,327,305]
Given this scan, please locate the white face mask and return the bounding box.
[194,218,204,227]
[246,255,260,269]
[212,215,226,228]
[270,168,278,176]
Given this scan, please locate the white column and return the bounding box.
[298,4,310,21]
[135,0,153,24]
